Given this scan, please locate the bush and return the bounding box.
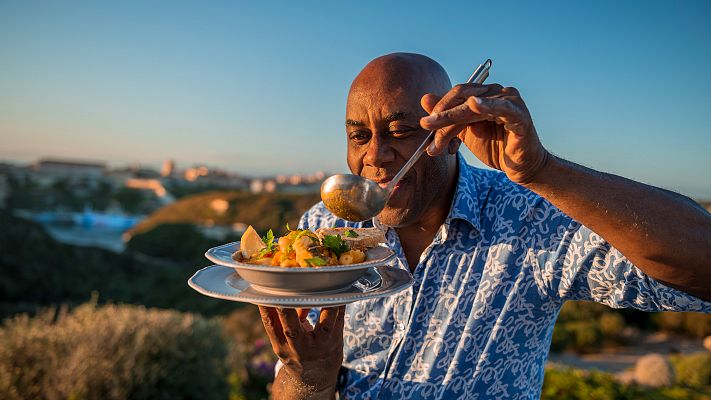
[542,368,632,400]
[0,302,229,400]
[552,301,650,352]
[552,320,603,353]
[542,367,711,400]
[670,352,711,388]
[221,306,277,400]
[0,211,239,317]
[599,312,627,343]
[652,312,711,338]
[125,223,220,263]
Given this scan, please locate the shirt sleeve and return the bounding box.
[532,219,711,313]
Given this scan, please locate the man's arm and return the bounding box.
[524,155,711,300]
[419,82,711,301]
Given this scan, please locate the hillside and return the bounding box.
[126,191,321,238]
[0,209,240,318]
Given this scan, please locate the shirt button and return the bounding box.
[397,322,405,331]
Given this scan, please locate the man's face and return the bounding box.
[345,82,451,227]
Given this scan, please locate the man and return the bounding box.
[258,53,711,399]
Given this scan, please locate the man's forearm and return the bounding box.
[524,154,711,301]
[272,367,337,400]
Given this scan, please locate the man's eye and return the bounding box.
[349,131,371,144]
[389,127,415,137]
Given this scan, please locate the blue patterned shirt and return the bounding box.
[297,155,711,399]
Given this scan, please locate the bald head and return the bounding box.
[349,53,451,101]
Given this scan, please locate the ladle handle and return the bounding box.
[385,59,492,195]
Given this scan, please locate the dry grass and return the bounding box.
[0,302,229,400]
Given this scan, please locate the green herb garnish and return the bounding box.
[321,234,350,257]
[285,222,292,232]
[344,229,358,238]
[255,229,277,259]
[293,229,314,242]
[305,257,327,267]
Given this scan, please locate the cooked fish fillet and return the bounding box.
[314,227,386,250]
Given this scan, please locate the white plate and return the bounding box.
[205,241,396,272]
[188,264,414,307]
[204,242,396,294]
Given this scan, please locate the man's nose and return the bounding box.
[363,133,395,168]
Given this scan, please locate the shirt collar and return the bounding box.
[445,153,481,232]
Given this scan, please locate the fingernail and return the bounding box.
[472,96,482,105]
[427,142,437,154]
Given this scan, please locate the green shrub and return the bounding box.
[542,368,632,400]
[0,211,239,318]
[552,302,648,352]
[599,312,626,343]
[542,367,711,400]
[550,323,572,353]
[125,223,219,263]
[652,312,711,338]
[221,306,277,400]
[552,320,603,353]
[670,352,711,388]
[0,302,229,400]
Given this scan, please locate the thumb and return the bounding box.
[421,93,441,115]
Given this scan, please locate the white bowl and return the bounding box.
[204,242,396,295]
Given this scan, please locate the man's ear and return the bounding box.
[448,137,462,154]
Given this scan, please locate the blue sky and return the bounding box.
[1,1,710,197]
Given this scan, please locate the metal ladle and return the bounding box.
[321,59,493,222]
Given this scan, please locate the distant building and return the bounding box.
[124,178,175,204]
[31,158,106,188]
[161,159,175,177]
[33,158,106,180]
[184,165,209,182]
[279,182,321,194]
[250,179,277,193]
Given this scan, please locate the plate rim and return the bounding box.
[188,264,414,307]
[205,241,396,273]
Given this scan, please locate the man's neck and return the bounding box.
[395,160,459,271]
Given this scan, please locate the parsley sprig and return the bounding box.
[344,229,358,238]
[255,229,277,259]
[321,234,350,257]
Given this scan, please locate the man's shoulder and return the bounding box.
[461,161,538,205]
[298,201,370,230]
[462,161,568,226]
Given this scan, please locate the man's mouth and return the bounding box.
[374,176,409,192]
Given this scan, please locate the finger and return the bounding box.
[297,308,310,322]
[420,93,441,114]
[420,102,490,131]
[467,96,527,135]
[276,308,305,346]
[258,305,286,346]
[297,307,314,332]
[333,305,346,334]
[464,120,497,141]
[315,306,344,338]
[427,123,467,156]
[431,83,500,115]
